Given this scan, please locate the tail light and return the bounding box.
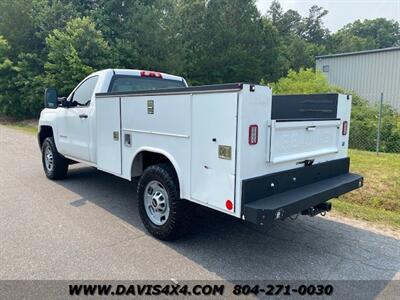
[342,121,348,135]
[140,70,162,78]
[248,125,258,145]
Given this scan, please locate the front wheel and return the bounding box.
[137,163,193,240]
[41,137,68,180]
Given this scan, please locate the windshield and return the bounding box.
[109,76,186,93]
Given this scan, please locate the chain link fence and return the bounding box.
[349,92,400,154]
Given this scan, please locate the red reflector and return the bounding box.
[342,121,348,135]
[248,125,258,145]
[226,200,233,210]
[140,70,162,78]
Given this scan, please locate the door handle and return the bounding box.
[79,114,88,119]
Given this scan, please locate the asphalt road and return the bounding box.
[1,125,399,286]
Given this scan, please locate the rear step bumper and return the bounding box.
[242,173,363,226]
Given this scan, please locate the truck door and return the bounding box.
[57,76,98,162]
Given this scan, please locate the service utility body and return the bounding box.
[39,69,363,240]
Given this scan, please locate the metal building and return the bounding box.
[316,47,400,110]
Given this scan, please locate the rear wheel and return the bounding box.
[137,163,193,240]
[41,137,68,180]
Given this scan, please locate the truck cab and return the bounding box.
[39,69,187,165]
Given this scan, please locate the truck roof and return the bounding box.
[112,69,185,83]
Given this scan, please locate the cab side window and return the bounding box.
[72,76,99,106]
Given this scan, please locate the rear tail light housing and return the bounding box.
[342,121,348,135]
[248,125,258,145]
[140,70,163,78]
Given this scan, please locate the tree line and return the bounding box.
[1,0,399,118]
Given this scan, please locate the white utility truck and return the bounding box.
[39,69,363,240]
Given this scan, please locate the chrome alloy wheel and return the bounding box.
[44,145,54,172]
[144,180,170,226]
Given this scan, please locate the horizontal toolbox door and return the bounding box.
[269,120,340,164]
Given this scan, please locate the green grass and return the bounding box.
[6,123,38,134]
[1,119,37,134]
[332,199,400,230]
[333,149,400,230]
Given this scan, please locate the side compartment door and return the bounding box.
[96,97,122,175]
[190,92,238,212]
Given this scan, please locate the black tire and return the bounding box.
[41,137,68,180]
[137,163,193,240]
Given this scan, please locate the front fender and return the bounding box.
[38,108,59,148]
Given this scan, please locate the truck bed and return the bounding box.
[95,83,362,224]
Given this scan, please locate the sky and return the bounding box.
[256,0,400,32]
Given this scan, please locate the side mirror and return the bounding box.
[44,88,58,109]
[58,97,69,108]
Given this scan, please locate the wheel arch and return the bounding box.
[38,125,54,149]
[130,147,185,197]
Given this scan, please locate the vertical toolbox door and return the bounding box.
[96,97,122,175]
[190,92,238,212]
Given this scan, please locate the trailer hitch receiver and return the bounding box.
[301,202,332,217]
